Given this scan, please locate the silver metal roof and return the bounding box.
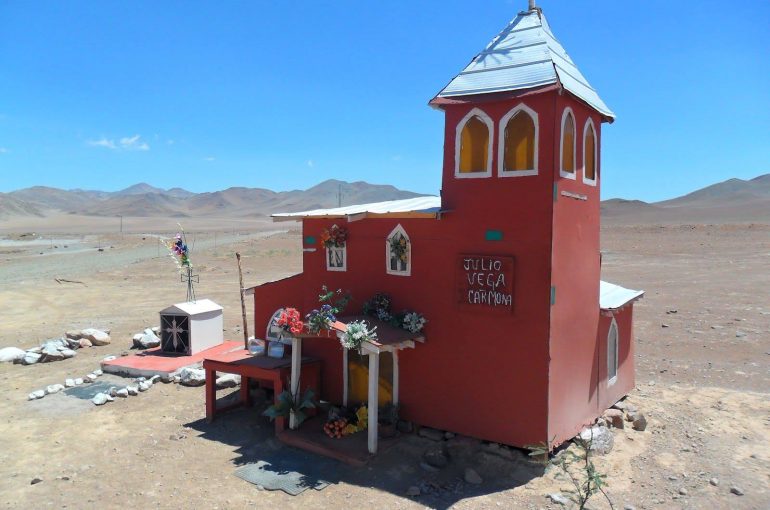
[272,196,442,221]
[436,9,615,120]
[599,281,644,310]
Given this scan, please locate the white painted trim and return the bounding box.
[497,103,539,177]
[367,351,380,454]
[582,117,598,186]
[289,337,302,429]
[559,107,577,180]
[607,318,618,387]
[454,107,494,179]
[342,345,349,407]
[386,224,411,277]
[392,350,399,406]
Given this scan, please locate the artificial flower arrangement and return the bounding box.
[362,293,427,334]
[263,387,316,427]
[305,285,351,334]
[339,319,377,352]
[166,229,192,270]
[274,307,304,335]
[323,404,368,439]
[389,234,409,263]
[320,225,348,248]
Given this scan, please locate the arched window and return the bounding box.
[498,104,538,176]
[559,108,576,179]
[583,118,597,185]
[386,224,410,276]
[607,318,619,385]
[455,108,493,178]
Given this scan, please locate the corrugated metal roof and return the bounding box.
[435,9,615,120]
[272,196,442,221]
[600,281,644,310]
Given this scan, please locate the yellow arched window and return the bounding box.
[560,109,576,178]
[456,110,491,176]
[583,120,597,184]
[500,105,537,175]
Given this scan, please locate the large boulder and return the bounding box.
[578,426,614,455]
[179,367,206,387]
[216,374,241,389]
[22,351,42,365]
[92,393,108,405]
[65,330,83,340]
[0,347,26,363]
[133,330,160,349]
[41,346,65,362]
[80,328,111,346]
[60,349,76,359]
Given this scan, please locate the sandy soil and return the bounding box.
[0,218,768,509]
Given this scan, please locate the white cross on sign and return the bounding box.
[165,318,186,350]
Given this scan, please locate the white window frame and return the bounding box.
[385,224,411,276]
[497,103,539,177]
[454,107,494,179]
[582,117,598,186]
[607,318,619,386]
[559,107,577,180]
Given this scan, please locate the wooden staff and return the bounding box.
[236,252,249,349]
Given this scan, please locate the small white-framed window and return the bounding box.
[386,224,411,276]
[583,117,597,186]
[607,318,619,386]
[455,108,494,178]
[326,245,346,271]
[498,103,538,177]
[559,108,576,180]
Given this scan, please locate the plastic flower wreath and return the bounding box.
[165,229,192,272]
[275,307,304,335]
[340,320,377,351]
[320,225,348,248]
[402,311,427,333]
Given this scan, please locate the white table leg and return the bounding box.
[290,337,302,430]
[368,351,379,454]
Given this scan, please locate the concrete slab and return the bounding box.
[102,340,244,378]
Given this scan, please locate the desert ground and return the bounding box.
[0,216,768,509]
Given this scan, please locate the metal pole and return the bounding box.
[236,252,249,349]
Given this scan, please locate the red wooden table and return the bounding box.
[202,349,321,432]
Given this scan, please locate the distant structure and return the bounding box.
[254,2,643,450]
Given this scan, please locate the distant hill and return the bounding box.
[2,179,426,219]
[601,173,770,224]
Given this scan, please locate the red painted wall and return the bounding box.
[597,308,636,410]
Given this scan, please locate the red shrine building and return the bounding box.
[252,4,643,451]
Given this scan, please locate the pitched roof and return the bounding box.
[434,8,615,121]
[272,196,442,222]
[161,299,223,316]
[600,281,644,310]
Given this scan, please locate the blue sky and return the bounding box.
[1,1,768,201]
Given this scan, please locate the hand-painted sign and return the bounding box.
[457,254,514,313]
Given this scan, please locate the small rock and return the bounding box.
[678,487,688,495]
[126,386,139,396]
[116,388,129,398]
[64,337,81,349]
[78,339,92,348]
[102,356,116,362]
[74,378,84,385]
[149,375,160,384]
[0,347,26,363]
[548,493,569,506]
[578,426,614,455]
[661,324,670,328]
[632,413,648,432]
[216,374,241,389]
[81,328,111,346]
[28,390,45,400]
[46,384,65,394]
[173,375,181,384]
[623,504,636,510]
[64,379,75,388]
[83,374,97,383]
[138,381,152,392]
[729,486,744,496]
[94,369,103,376]
[160,373,174,384]
[30,477,43,485]
[603,409,625,429]
[464,468,482,485]
[444,431,455,440]
[709,477,719,486]
[65,330,82,340]
[151,326,160,334]
[406,486,420,497]
[108,387,117,397]
[92,393,108,405]
[666,309,678,314]
[134,332,160,349]
[41,347,65,362]
[423,448,449,468]
[417,427,444,442]
[60,349,76,359]
[179,367,206,387]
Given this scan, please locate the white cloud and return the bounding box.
[87,134,149,151]
[307,159,314,167]
[204,156,215,161]
[166,139,175,145]
[391,155,402,162]
[0,147,8,154]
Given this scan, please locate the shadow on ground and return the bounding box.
[186,393,544,509]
